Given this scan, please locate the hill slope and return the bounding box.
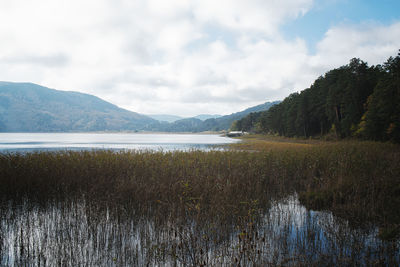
[162,101,280,132]
[193,114,221,121]
[147,114,183,123]
[0,82,157,132]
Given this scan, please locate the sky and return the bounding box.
[1,0,400,117]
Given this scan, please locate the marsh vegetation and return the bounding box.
[0,137,399,266]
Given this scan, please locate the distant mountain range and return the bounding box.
[158,101,280,132]
[193,114,222,121]
[0,81,279,132]
[147,114,184,123]
[148,114,221,123]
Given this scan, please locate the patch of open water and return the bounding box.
[0,133,238,152]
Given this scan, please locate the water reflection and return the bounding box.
[1,195,398,266]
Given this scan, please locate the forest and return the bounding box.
[232,51,400,142]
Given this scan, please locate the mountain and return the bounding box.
[232,101,281,117]
[193,114,221,121]
[148,114,221,123]
[147,114,184,123]
[158,118,204,132]
[0,81,158,132]
[160,101,280,132]
[199,101,280,131]
[0,81,280,133]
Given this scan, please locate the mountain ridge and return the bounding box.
[0,81,157,132]
[0,81,279,132]
[159,101,280,132]
[147,114,184,123]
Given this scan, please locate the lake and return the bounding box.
[0,132,239,152]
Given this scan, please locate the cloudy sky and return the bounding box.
[1,0,400,117]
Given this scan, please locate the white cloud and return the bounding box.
[311,22,400,68]
[191,0,313,35]
[0,0,399,117]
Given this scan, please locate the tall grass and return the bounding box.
[0,139,399,265]
[232,136,400,238]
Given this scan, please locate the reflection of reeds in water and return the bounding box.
[1,195,398,266]
[0,145,399,266]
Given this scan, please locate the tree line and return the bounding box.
[232,51,400,142]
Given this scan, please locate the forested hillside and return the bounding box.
[157,101,279,132]
[232,51,400,142]
[0,82,158,132]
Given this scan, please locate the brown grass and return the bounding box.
[0,137,399,265]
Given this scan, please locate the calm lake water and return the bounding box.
[0,133,238,152]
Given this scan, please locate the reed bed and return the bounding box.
[0,139,399,266]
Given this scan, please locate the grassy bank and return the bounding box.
[0,137,399,265]
[0,149,298,219]
[231,135,400,239]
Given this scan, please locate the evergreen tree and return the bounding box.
[363,52,400,142]
[231,51,400,142]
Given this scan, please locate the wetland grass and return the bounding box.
[0,138,399,266]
